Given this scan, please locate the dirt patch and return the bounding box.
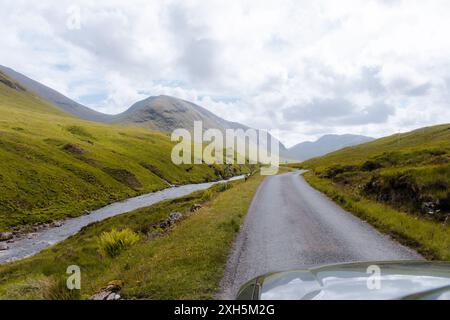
[102,168,142,189]
[140,163,168,180]
[0,72,26,92]
[63,144,86,155]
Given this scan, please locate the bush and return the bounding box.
[212,182,232,193]
[98,228,140,258]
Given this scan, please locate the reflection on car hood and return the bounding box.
[243,261,450,300]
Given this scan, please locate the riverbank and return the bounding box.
[0,174,264,299]
[0,175,245,264]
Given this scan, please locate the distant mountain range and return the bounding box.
[288,134,375,161]
[0,65,373,161]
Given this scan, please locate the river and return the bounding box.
[0,175,244,264]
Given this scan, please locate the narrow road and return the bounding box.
[218,171,422,299]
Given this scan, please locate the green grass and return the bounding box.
[304,172,450,260]
[293,124,450,260]
[0,174,265,300]
[0,72,251,231]
[97,228,141,258]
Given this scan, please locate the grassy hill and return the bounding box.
[294,124,450,259]
[0,71,251,231]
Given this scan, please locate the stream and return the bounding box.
[0,175,244,264]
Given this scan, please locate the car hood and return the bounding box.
[237,261,450,300]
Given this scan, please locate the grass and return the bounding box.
[304,172,450,260]
[291,124,450,260]
[0,174,265,300]
[0,71,252,231]
[97,229,140,258]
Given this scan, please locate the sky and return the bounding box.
[1,0,450,147]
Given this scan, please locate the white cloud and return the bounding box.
[0,0,450,146]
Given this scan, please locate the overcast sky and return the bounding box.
[1,0,450,146]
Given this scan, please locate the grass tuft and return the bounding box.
[98,228,141,258]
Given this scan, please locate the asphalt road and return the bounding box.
[218,171,422,299]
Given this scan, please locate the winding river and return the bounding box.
[0,175,244,264]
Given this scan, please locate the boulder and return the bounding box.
[0,232,13,242]
[0,243,9,251]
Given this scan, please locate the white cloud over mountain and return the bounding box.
[1,0,449,146]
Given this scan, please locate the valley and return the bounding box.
[0,65,448,300]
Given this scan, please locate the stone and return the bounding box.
[190,204,202,213]
[90,280,123,300]
[169,212,183,222]
[106,293,116,300]
[51,221,63,228]
[160,220,171,229]
[0,232,13,242]
[0,243,9,251]
[421,202,438,215]
[90,291,111,300]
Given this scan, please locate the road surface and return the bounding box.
[218,171,422,299]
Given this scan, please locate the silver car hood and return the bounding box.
[238,261,450,300]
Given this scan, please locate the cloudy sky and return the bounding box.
[1,0,450,146]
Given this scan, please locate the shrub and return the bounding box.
[212,182,232,193]
[98,228,140,258]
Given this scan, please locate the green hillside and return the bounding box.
[0,71,250,231]
[295,124,450,259]
[301,124,450,218]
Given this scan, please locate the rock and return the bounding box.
[421,202,438,215]
[27,233,37,239]
[51,221,63,228]
[190,204,202,213]
[90,280,123,300]
[90,291,111,300]
[159,220,171,229]
[169,212,183,222]
[0,243,9,251]
[6,239,14,244]
[0,232,13,242]
[106,293,117,300]
[105,280,123,291]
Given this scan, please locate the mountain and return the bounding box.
[288,134,375,161]
[0,69,251,231]
[0,65,110,122]
[111,95,244,132]
[1,65,290,159]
